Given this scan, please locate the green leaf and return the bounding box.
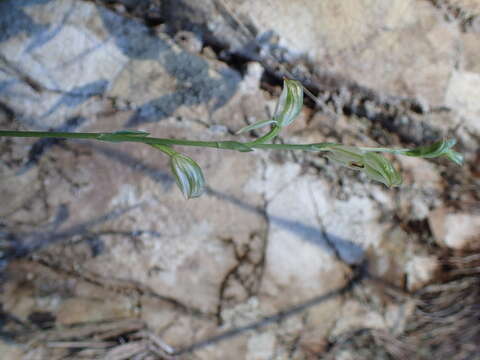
[236,120,277,134]
[362,152,402,187]
[403,138,463,165]
[170,153,205,199]
[112,130,150,137]
[324,144,364,168]
[273,79,304,127]
[446,150,464,165]
[324,144,402,187]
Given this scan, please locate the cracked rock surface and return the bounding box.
[1,0,479,359]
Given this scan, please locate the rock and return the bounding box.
[405,255,440,291]
[246,332,276,360]
[0,343,23,360]
[367,226,410,287]
[2,261,136,326]
[449,0,480,14]
[461,33,480,73]
[224,0,458,106]
[445,71,480,135]
[248,163,352,310]
[0,162,41,217]
[384,300,416,335]
[174,31,203,53]
[139,296,178,332]
[0,0,241,129]
[301,297,344,347]
[331,299,386,337]
[56,298,133,325]
[395,156,444,221]
[397,157,443,190]
[429,207,480,249]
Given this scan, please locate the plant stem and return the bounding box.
[0,130,325,152]
[358,146,410,155]
[0,130,419,155]
[245,124,281,146]
[0,131,100,140]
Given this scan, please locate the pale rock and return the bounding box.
[274,315,304,339]
[384,300,416,335]
[35,123,267,315]
[461,33,480,73]
[405,255,440,291]
[195,335,248,360]
[240,62,264,93]
[300,297,344,351]
[109,59,177,104]
[367,226,411,286]
[0,0,128,127]
[211,63,270,132]
[246,332,276,360]
[336,350,358,360]
[398,157,443,189]
[429,207,480,249]
[258,173,352,308]
[0,0,242,130]
[222,275,250,304]
[305,297,343,333]
[298,333,329,356]
[331,299,386,337]
[159,314,217,349]
[56,297,134,325]
[449,0,480,14]
[2,284,36,321]
[0,343,23,360]
[225,0,457,106]
[445,71,480,134]
[249,162,390,311]
[396,156,444,220]
[139,296,178,331]
[174,31,203,53]
[0,163,40,217]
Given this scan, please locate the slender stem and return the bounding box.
[358,147,410,155]
[0,130,414,154]
[245,125,281,146]
[252,143,320,151]
[0,131,100,140]
[0,130,326,152]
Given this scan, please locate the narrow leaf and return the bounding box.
[273,79,304,127]
[112,130,150,137]
[363,152,402,187]
[446,150,464,165]
[170,153,205,199]
[403,139,453,158]
[236,120,277,134]
[324,144,364,167]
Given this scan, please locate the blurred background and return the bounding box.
[0,0,479,359]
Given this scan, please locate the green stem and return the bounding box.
[245,124,281,146]
[358,147,410,155]
[0,130,461,164]
[0,130,324,152]
[0,130,419,155]
[0,131,100,140]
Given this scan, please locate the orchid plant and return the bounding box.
[0,80,463,198]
